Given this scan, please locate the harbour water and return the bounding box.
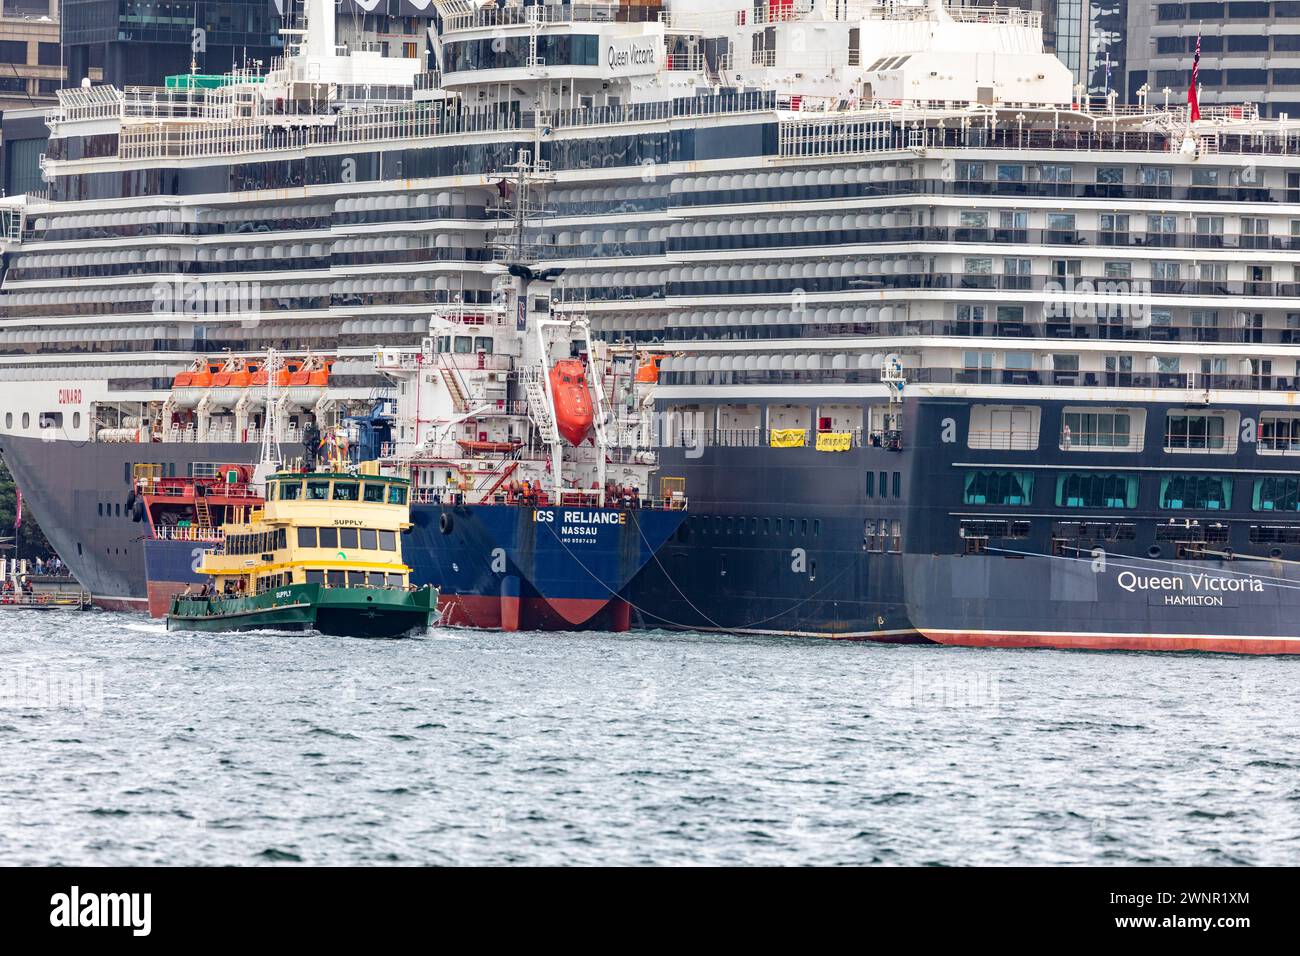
[1,610,1297,866]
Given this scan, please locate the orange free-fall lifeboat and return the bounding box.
[549,359,594,446]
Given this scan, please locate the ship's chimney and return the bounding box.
[303,0,337,59]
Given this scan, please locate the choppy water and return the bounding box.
[1,608,1298,865]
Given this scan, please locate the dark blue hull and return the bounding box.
[627,394,1300,654]
[404,502,686,631]
[143,537,211,616]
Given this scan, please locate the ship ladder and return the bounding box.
[194,495,213,530]
[523,374,561,446]
[438,366,470,414]
[478,460,520,504]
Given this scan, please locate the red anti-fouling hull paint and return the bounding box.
[441,594,623,632]
[147,581,190,618]
[922,630,1300,656]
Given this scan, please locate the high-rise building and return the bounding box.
[0,0,93,109]
[1027,0,1129,100]
[61,0,286,88]
[1126,1,1300,118]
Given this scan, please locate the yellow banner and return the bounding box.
[815,431,852,453]
[769,428,808,448]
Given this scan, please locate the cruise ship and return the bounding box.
[3,0,1300,652]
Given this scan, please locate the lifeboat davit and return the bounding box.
[209,356,255,407]
[549,359,593,446]
[171,358,220,409]
[285,355,331,407]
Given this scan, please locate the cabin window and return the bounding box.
[865,472,874,497]
[265,483,277,501]
[1258,415,1300,454]
[318,527,339,548]
[280,481,302,500]
[1253,477,1300,512]
[1061,410,1137,450]
[1165,412,1229,451]
[1159,475,1233,511]
[892,472,901,497]
[297,527,317,547]
[475,337,493,353]
[1056,473,1138,509]
[386,573,403,587]
[963,470,1035,506]
[305,570,325,584]
[388,486,407,505]
[339,528,359,549]
[454,336,473,353]
[347,571,367,586]
[327,570,346,587]
[333,482,358,501]
[360,529,378,550]
[363,483,385,503]
[276,529,287,549]
[307,481,330,500]
[379,530,397,551]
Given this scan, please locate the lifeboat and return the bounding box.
[549,359,594,446]
[636,353,668,384]
[171,358,220,409]
[209,356,256,407]
[286,355,332,407]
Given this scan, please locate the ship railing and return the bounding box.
[967,430,1041,451]
[151,526,227,542]
[442,1,652,31]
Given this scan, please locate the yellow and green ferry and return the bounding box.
[167,470,438,638]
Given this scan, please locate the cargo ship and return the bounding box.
[4,0,1300,652]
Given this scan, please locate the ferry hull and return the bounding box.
[405,502,685,631]
[167,583,437,638]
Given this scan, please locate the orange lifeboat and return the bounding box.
[172,358,219,408]
[549,359,594,446]
[636,353,668,384]
[250,364,291,388]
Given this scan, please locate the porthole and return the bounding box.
[4,413,10,428]
[21,413,29,429]
[1271,548,1283,559]
[72,412,81,429]
[1148,546,1161,558]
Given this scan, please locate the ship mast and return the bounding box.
[258,348,284,480]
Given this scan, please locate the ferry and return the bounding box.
[166,469,438,638]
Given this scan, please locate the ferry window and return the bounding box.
[298,527,317,547]
[1062,412,1132,448]
[327,570,346,588]
[307,481,330,500]
[265,483,276,501]
[1056,473,1138,509]
[474,337,493,353]
[339,528,359,550]
[963,470,1035,506]
[319,527,339,549]
[332,482,359,501]
[347,572,367,586]
[1254,477,1300,512]
[360,529,377,550]
[363,483,385,503]
[879,471,888,498]
[386,573,403,588]
[1165,412,1227,451]
[276,529,287,549]
[454,336,473,354]
[892,472,901,497]
[1159,475,1233,511]
[305,570,325,585]
[865,472,874,497]
[280,481,302,500]
[388,486,407,505]
[379,530,397,551]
